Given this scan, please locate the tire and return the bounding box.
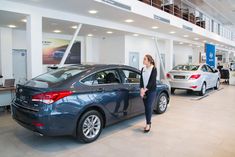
[199,82,206,96]
[171,88,175,94]
[76,110,103,143]
[214,79,220,90]
[154,92,168,114]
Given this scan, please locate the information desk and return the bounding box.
[0,87,16,107]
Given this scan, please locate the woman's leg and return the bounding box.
[145,91,157,124]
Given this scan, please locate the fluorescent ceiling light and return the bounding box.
[53,30,61,33]
[87,34,93,37]
[152,26,159,29]
[8,25,16,28]
[125,19,134,23]
[169,31,176,34]
[106,31,113,34]
[88,10,98,14]
[183,35,189,37]
[133,34,139,37]
[71,25,78,29]
[21,19,27,23]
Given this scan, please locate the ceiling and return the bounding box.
[1,0,235,50]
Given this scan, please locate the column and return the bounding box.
[26,14,43,79]
[0,28,13,79]
[165,39,174,72]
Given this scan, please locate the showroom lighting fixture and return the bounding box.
[8,25,16,28]
[203,40,207,43]
[53,30,61,33]
[87,34,93,37]
[125,19,134,23]
[133,34,139,37]
[169,31,176,34]
[152,26,159,29]
[194,37,199,40]
[183,35,189,38]
[88,10,98,14]
[71,25,78,29]
[21,19,27,23]
[179,42,184,45]
[106,31,113,34]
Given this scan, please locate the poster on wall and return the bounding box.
[205,43,216,68]
[43,38,81,64]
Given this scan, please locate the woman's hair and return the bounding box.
[145,54,155,67]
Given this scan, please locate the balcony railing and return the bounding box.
[139,0,234,42]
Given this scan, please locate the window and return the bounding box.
[201,65,208,72]
[206,65,213,73]
[25,66,86,88]
[173,65,199,71]
[81,70,121,85]
[122,70,140,84]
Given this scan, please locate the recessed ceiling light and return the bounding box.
[125,19,134,23]
[71,25,78,29]
[8,25,16,28]
[133,34,139,37]
[203,40,207,43]
[194,37,199,40]
[87,34,93,37]
[152,26,159,29]
[53,30,61,33]
[88,10,98,14]
[179,42,184,45]
[183,35,189,37]
[169,31,176,34]
[21,19,27,23]
[106,31,113,34]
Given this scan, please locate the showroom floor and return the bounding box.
[0,85,235,157]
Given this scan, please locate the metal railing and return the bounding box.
[139,0,234,41]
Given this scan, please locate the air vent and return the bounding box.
[102,0,131,11]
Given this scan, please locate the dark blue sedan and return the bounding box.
[12,64,170,143]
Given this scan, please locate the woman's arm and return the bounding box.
[146,68,157,90]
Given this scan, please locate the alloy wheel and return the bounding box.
[159,95,167,111]
[82,115,101,139]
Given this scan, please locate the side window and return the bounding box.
[201,65,208,72]
[122,70,140,84]
[81,70,121,85]
[206,65,213,73]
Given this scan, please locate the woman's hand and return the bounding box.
[140,88,145,98]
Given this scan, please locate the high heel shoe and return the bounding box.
[144,124,151,133]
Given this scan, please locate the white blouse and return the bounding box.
[142,65,153,88]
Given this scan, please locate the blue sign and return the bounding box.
[205,43,216,68]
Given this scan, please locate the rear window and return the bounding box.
[173,65,199,71]
[25,66,86,88]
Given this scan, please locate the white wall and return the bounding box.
[0,27,13,79]
[174,44,193,65]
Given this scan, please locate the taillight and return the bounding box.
[32,90,73,104]
[166,73,171,79]
[189,74,201,80]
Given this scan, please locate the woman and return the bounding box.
[140,54,157,133]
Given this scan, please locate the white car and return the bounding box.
[167,64,220,96]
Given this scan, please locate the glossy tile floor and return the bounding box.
[0,85,235,157]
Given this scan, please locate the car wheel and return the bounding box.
[199,83,206,96]
[154,92,168,114]
[171,88,175,94]
[76,110,103,143]
[214,79,220,90]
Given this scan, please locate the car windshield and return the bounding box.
[173,65,199,71]
[25,66,86,88]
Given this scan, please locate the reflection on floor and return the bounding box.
[0,85,235,157]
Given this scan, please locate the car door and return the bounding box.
[80,69,131,120]
[201,65,211,88]
[206,65,217,87]
[119,69,144,115]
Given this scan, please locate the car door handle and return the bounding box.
[96,87,104,92]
